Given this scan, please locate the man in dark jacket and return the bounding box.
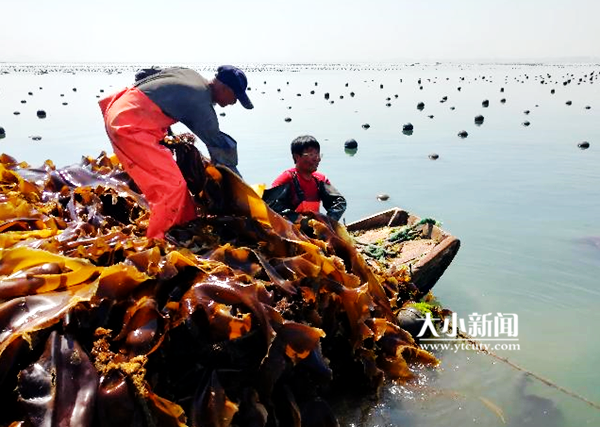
[264,135,346,221]
[99,65,252,239]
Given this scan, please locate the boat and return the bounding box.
[346,207,460,296]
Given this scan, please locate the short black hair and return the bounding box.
[291,135,320,160]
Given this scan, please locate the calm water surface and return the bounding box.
[1,63,599,425]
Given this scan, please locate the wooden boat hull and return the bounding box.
[347,207,460,295]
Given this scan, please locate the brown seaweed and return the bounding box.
[0,146,437,426]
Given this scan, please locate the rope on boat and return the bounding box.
[453,329,600,411]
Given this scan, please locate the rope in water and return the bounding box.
[453,328,600,411]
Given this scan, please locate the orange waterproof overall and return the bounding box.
[99,87,197,239]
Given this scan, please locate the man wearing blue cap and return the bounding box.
[99,65,253,239]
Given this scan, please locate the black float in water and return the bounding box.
[284,117,292,122]
[522,121,531,127]
[474,115,484,125]
[36,110,47,118]
[578,141,590,150]
[429,153,439,160]
[500,98,506,104]
[482,99,490,107]
[324,93,330,100]
[585,106,591,109]
[457,130,468,138]
[0,127,5,139]
[524,110,530,115]
[402,123,414,131]
[417,102,425,110]
[362,123,370,129]
[566,100,572,105]
[377,194,390,201]
[344,139,358,149]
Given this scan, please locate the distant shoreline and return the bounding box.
[1,61,599,74]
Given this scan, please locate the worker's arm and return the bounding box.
[184,111,241,176]
[319,181,347,221]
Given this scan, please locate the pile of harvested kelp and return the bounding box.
[0,144,437,427]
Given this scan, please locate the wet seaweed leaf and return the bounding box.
[17,331,98,427]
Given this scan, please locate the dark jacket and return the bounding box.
[262,173,347,221]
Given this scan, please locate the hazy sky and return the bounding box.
[3,0,600,63]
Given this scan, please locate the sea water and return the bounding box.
[1,62,599,425]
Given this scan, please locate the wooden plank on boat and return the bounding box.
[347,207,460,295]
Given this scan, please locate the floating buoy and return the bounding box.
[457,130,468,138]
[474,115,484,125]
[482,99,489,107]
[62,102,68,106]
[219,112,226,117]
[500,98,506,103]
[377,194,389,201]
[13,111,20,115]
[21,100,26,104]
[578,141,590,150]
[344,139,358,149]
[428,115,434,119]
[385,103,391,107]
[28,92,33,96]
[396,307,426,337]
[500,87,504,92]
[551,89,556,94]
[310,90,315,94]
[284,117,292,122]
[524,110,530,115]
[402,123,414,131]
[429,153,439,160]
[36,110,46,118]
[585,105,591,110]
[72,88,77,92]
[522,121,531,126]
[0,127,5,139]
[324,93,330,100]
[30,135,42,141]
[566,100,572,105]
[362,123,370,129]
[417,102,425,110]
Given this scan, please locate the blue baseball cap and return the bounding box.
[216,65,253,110]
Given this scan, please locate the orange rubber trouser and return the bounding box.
[99,87,197,239]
